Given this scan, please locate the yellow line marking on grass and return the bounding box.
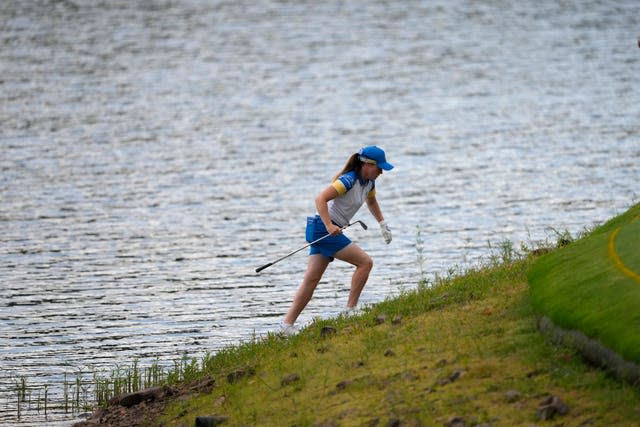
[608,220,640,284]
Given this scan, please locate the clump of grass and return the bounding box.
[415,225,427,286]
[547,226,575,247]
[93,358,170,407]
[62,371,90,413]
[11,371,90,422]
[167,353,205,384]
[43,384,49,417]
[489,239,517,264]
[8,354,206,422]
[15,376,27,420]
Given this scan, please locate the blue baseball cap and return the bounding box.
[359,146,394,171]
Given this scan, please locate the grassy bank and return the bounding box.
[528,203,640,364]
[148,246,639,426]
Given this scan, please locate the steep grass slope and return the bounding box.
[528,203,640,364]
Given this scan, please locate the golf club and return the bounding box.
[255,220,368,273]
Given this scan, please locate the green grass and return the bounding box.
[528,203,640,363]
[153,247,640,427]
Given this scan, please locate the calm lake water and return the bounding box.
[1,0,638,424]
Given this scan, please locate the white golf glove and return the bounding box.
[379,221,392,244]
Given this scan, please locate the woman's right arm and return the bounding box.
[315,186,342,235]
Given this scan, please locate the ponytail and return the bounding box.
[332,153,362,182]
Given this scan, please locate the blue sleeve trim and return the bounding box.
[337,171,356,192]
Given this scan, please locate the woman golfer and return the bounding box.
[281,146,393,335]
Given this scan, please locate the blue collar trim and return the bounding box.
[356,172,370,186]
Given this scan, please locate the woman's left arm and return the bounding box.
[367,196,392,244]
[366,196,384,223]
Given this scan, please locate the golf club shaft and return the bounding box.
[255,221,365,273]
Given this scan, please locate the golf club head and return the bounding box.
[354,220,368,230]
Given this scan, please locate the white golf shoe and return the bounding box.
[280,321,299,337]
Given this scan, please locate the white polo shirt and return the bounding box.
[327,171,376,227]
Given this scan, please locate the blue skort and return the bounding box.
[306,215,351,260]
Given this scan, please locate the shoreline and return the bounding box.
[74,215,640,426]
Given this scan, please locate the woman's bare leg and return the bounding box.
[334,244,373,308]
[283,254,331,325]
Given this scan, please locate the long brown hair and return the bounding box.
[332,153,363,182]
